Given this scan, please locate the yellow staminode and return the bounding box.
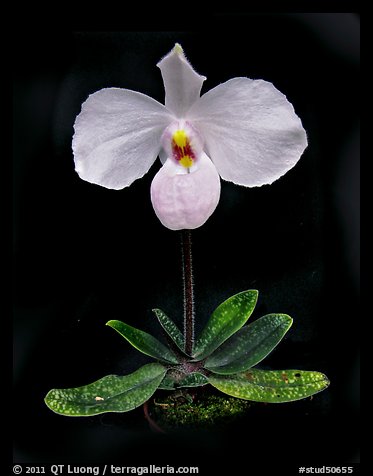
[179,155,194,168]
[173,129,188,148]
[172,129,194,168]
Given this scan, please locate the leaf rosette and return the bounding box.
[45,290,329,416]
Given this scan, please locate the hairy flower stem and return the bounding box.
[181,230,194,356]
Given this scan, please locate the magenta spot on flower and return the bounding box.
[172,141,195,162]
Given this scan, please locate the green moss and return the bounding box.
[149,388,252,430]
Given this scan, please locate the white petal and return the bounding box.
[150,153,221,230]
[72,88,173,190]
[157,44,206,118]
[158,148,168,165]
[187,78,308,187]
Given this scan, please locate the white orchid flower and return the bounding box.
[72,44,307,230]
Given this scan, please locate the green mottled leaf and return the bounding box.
[159,371,208,390]
[158,374,178,390]
[205,314,293,374]
[179,372,208,388]
[193,290,258,360]
[106,320,179,364]
[208,369,330,403]
[45,363,167,416]
[152,308,185,353]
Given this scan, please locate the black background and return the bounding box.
[13,14,360,472]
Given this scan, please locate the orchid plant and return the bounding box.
[45,44,329,418]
